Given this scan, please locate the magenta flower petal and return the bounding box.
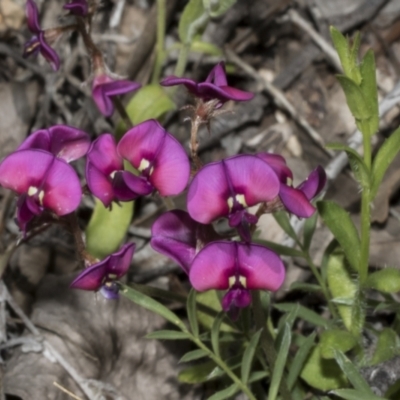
[256,153,293,182]
[113,171,153,198]
[190,241,285,292]
[70,243,135,295]
[87,134,122,175]
[117,119,190,196]
[197,83,254,102]
[26,0,40,33]
[18,125,90,162]
[63,0,88,16]
[85,162,114,207]
[187,155,280,224]
[92,75,141,117]
[205,63,228,86]
[279,184,316,218]
[150,210,216,273]
[298,165,326,200]
[0,149,54,194]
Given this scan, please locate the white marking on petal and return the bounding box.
[138,158,150,172]
[235,194,248,208]
[27,186,38,196]
[227,197,234,211]
[110,171,117,179]
[228,276,235,288]
[238,275,247,288]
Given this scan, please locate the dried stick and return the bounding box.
[225,48,333,156]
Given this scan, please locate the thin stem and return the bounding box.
[190,116,203,170]
[192,337,257,400]
[151,0,166,83]
[303,252,338,319]
[112,97,133,129]
[359,122,372,285]
[174,43,190,78]
[252,291,292,400]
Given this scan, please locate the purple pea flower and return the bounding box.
[18,125,90,163]
[86,120,190,206]
[187,155,280,241]
[92,74,141,117]
[150,210,219,273]
[257,153,326,218]
[0,149,82,232]
[161,62,254,107]
[189,241,285,320]
[70,243,135,299]
[23,0,60,71]
[63,0,88,16]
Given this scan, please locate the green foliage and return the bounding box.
[330,27,379,136]
[241,329,262,384]
[275,303,330,328]
[253,239,304,258]
[370,328,400,365]
[146,330,191,340]
[268,323,291,400]
[179,0,207,43]
[191,39,223,55]
[207,384,239,400]
[287,332,316,390]
[301,344,348,391]
[317,201,360,272]
[326,143,370,189]
[320,330,357,359]
[203,0,237,18]
[179,349,209,363]
[371,125,400,199]
[187,289,199,337]
[366,268,400,294]
[303,212,318,251]
[326,252,358,333]
[331,389,388,400]
[178,361,216,383]
[333,350,373,394]
[86,199,133,259]
[273,211,298,241]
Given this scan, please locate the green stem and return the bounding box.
[252,291,292,400]
[304,252,338,319]
[174,43,190,78]
[359,124,372,285]
[191,337,257,400]
[151,0,166,84]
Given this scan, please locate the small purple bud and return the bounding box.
[63,0,88,16]
[92,74,141,117]
[161,62,254,106]
[70,243,135,299]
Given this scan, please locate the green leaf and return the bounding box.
[317,200,360,271]
[203,0,237,18]
[268,323,291,400]
[124,84,175,126]
[187,289,199,337]
[179,348,209,363]
[207,384,239,400]
[86,199,133,259]
[146,330,191,340]
[303,212,318,251]
[320,330,357,359]
[326,252,358,333]
[326,143,370,189]
[191,39,222,55]
[287,332,316,390]
[334,350,373,394]
[366,268,400,294]
[300,344,347,391]
[274,303,329,328]
[197,290,234,332]
[370,328,400,365]
[253,239,304,258]
[211,311,225,358]
[178,361,216,383]
[371,126,400,199]
[248,371,269,383]
[330,27,361,84]
[121,285,187,331]
[273,211,298,241]
[179,0,206,43]
[290,282,321,293]
[331,389,388,400]
[336,75,371,125]
[359,50,379,135]
[241,329,262,384]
